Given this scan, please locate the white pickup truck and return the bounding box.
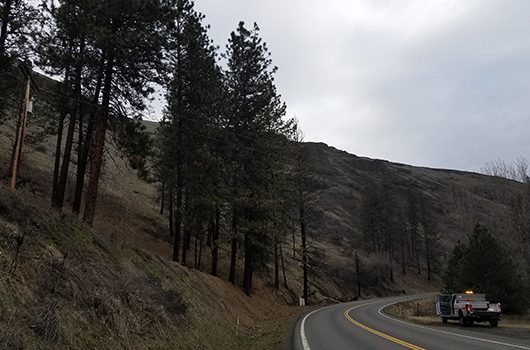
[436,292,502,327]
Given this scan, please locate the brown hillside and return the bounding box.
[302,142,524,298]
[0,70,301,350]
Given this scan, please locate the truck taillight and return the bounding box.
[466,304,473,313]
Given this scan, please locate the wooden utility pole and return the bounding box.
[10,76,32,190]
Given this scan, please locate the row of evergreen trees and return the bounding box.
[360,178,442,282]
[153,2,314,295]
[443,224,530,314]
[1,0,314,297]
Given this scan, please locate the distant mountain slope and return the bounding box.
[302,142,524,297]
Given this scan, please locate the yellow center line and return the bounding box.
[344,306,427,350]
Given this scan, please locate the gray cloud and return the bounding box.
[168,0,530,171]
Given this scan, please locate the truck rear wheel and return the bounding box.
[459,313,466,326]
[490,319,498,327]
[442,317,448,324]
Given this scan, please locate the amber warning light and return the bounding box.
[465,290,474,294]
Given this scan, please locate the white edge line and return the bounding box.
[300,308,322,350]
[378,301,530,350]
[300,299,382,350]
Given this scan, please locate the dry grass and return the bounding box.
[0,186,303,349]
[0,118,302,349]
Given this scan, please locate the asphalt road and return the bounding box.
[289,295,530,350]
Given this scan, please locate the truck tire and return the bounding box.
[459,312,465,326]
[442,317,448,324]
[490,319,498,327]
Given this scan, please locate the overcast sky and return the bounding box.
[152,0,530,172]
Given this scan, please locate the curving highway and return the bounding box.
[289,295,530,350]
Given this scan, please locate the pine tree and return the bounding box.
[83,0,168,224]
[155,0,225,265]
[419,196,441,282]
[290,124,318,303]
[442,240,466,293]
[224,21,292,295]
[37,0,104,209]
[443,224,528,313]
[407,190,421,274]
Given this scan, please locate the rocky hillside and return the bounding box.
[302,142,524,298]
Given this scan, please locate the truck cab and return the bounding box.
[436,291,502,327]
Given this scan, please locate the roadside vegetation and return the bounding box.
[1,0,316,302]
[0,187,301,350]
[443,224,530,314]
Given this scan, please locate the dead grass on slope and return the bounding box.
[0,125,303,349]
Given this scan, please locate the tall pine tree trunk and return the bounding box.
[173,17,186,262]
[425,231,432,281]
[54,112,76,209]
[243,233,252,296]
[172,180,182,262]
[355,251,361,298]
[197,237,202,270]
[274,234,279,290]
[292,219,296,259]
[72,56,104,214]
[55,39,85,209]
[389,248,394,283]
[300,205,308,303]
[83,55,114,225]
[181,228,189,265]
[410,227,415,260]
[207,215,213,248]
[159,181,165,214]
[51,111,66,205]
[181,191,190,265]
[229,211,238,285]
[229,238,237,284]
[77,115,83,164]
[279,242,288,289]
[210,207,220,276]
[168,189,174,237]
[415,233,422,275]
[194,236,198,268]
[401,239,406,275]
[172,157,183,262]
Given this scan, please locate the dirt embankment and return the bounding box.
[1,109,303,349]
[0,186,304,350]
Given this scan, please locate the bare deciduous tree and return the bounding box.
[481,157,529,183]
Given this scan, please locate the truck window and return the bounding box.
[455,294,486,301]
